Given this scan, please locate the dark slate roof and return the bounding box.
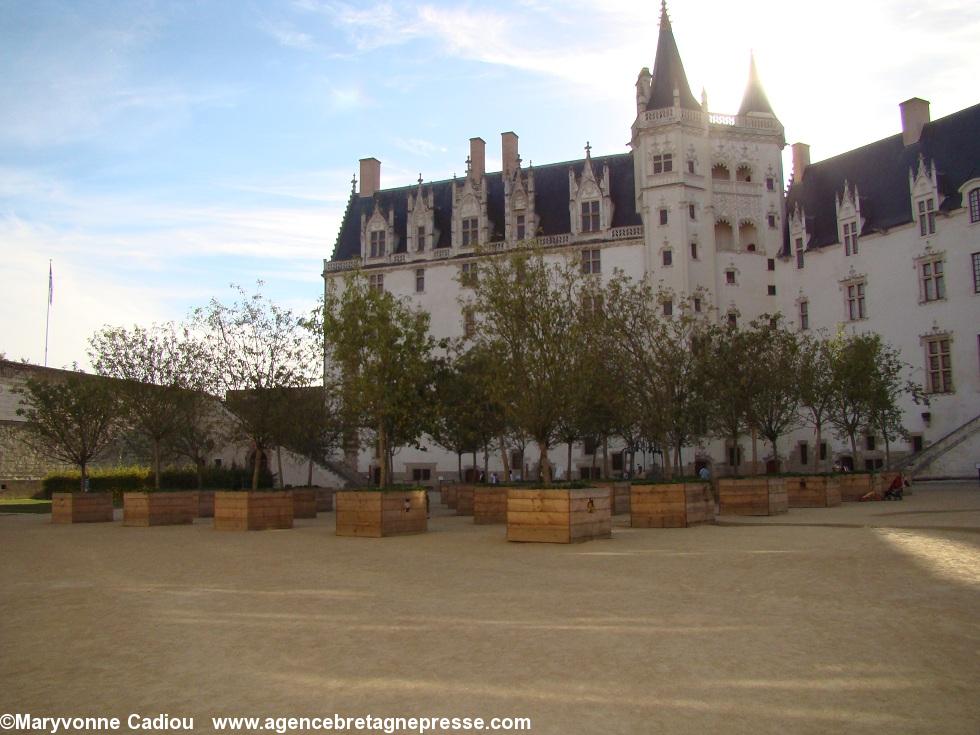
[783,102,980,253]
[737,54,774,117]
[646,5,701,112]
[329,152,642,262]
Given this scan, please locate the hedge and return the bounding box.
[42,464,274,495]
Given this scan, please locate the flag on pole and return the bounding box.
[48,261,53,305]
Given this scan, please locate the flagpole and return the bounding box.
[44,259,52,367]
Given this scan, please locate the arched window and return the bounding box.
[712,164,730,181]
[969,188,980,223]
[736,165,752,182]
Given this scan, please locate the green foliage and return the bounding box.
[14,372,122,492]
[323,273,438,487]
[193,282,317,490]
[42,464,273,495]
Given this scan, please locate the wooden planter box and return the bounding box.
[315,489,334,512]
[473,487,508,524]
[123,491,196,527]
[445,485,459,510]
[51,492,114,524]
[507,488,612,544]
[290,488,317,518]
[213,491,293,531]
[197,490,215,518]
[717,477,788,516]
[836,473,874,502]
[335,490,427,538]
[455,485,477,516]
[785,476,841,508]
[631,482,715,528]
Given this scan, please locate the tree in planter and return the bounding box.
[468,248,582,486]
[797,332,837,472]
[89,324,209,490]
[194,283,316,490]
[15,371,121,492]
[828,331,879,467]
[605,278,711,479]
[169,389,228,489]
[745,316,803,472]
[273,385,343,488]
[700,316,759,477]
[323,272,438,488]
[863,335,923,469]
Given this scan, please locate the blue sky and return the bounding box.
[2,0,979,368]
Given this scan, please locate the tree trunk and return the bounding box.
[566,442,572,482]
[152,439,162,490]
[602,437,609,479]
[472,450,478,482]
[751,427,759,476]
[276,446,284,489]
[80,461,88,493]
[676,442,683,478]
[378,422,388,488]
[731,432,740,477]
[849,432,858,470]
[457,452,463,482]
[883,423,891,470]
[483,444,489,479]
[499,436,510,481]
[813,423,822,473]
[538,440,551,486]
[196,458,205,490]
[251,444,262,490]
[307,456,314,487]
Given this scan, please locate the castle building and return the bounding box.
[324,4,980,482]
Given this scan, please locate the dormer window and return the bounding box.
[653,154,673,174]
[918,198,936,235]
[795,237,805,269]
[516,214,526,241]
[462,217,479,247]
[581,201,600,232]
[843,221,859,256]
[416,226,425,252]
[969,188,980,223]
[369,230,386,258]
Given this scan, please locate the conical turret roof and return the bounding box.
[738,52,775,116]
[646,1,701,112]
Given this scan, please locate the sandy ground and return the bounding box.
[1,482,979,735]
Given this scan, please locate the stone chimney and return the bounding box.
[469,137,486,180]
[900,97,930,146]
[359,158,380,198]
[791,142,810,183]
[501,132,519,177]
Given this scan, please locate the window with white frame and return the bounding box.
[795,237,805,269]
[581,248,601,275]
[973,252,980,293]
[516,214,526,241]
[653,153,673,174]
[843,221,859,256]
[460,262,478,287]
[725,269,736,285]
[415,268,425,293]
[920,257,946,302]
[662,249,673,267]
[462,217,479,247]
[799,300,809,331]
[689,203,696,220]
[918,198,936,236]
[368,273,384,292]
[581,200,600,232]
[687,159,695,174]
[924,335,952,393]
[845,279,867,321]
[369,230,386,258]
[662,299,673,316]
[659,208,669,226]
[463,308,476,339]
[969,188,980,223]
[416,226,426,252]
[767,213,776,229]
[690,242,698,260]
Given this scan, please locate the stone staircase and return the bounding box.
[323,459,367,488]
[897,413,980,476]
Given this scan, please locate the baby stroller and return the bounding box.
[883,474,906,501]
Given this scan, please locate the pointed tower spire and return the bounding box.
[738,51,775,116]
[647,1,700,111]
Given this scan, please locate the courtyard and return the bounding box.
[1,482,978,734]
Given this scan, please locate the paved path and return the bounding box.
[1,483,977,734]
